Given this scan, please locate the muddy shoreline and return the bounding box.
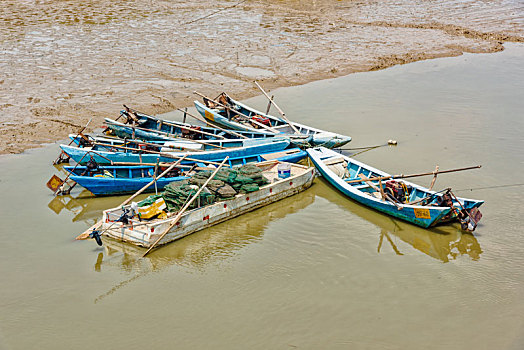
[1,0,523,154]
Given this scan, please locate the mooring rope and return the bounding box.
[454,183,524,192]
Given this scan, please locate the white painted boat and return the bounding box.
[100,161,315,248]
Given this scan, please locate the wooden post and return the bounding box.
[183,107,187,123]
[378,177,385,200]
[75,155,188,240]
[265,95,274,115]
[429,165,439,191]
[142,157,230,257]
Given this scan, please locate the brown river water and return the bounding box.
[1,0,523,154]
[1,44,524,349]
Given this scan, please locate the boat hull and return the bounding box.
[60,140,291,165]
[101,162,316,247]
[307,147,483,228]
[65,149,307,196]
[194,99,352,148]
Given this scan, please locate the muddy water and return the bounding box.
[2,0,523,155]
[1,44,523,349]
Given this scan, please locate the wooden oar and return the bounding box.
[254,81,301,135]
[122,106,227,140]
[194,91,281,133]
[175,108,249,139]
[141,156,230,257]
[345,165,482,184]
[75,155,188,240]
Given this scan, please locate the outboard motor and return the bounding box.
[385,180,411,203]
[439,189,483,232]
[89,229,103,246]
[86,156,100,175]
[436,191,454,207]
[116,207,132,225]
[78,135,92,147]
[458,207,483,232]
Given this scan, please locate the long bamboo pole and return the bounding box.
[112,121,226,149]
[95,137,212,153]
[122,106,227,140]
[254,81,301,134]
[175,108,249,139]
[106,120,228,149]
[75,155,188,240]
[345,165,482,184]
[142,157,230,257]
[194,91,281,133]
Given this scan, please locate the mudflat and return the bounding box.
[1,0,523,154]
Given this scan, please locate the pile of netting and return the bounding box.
[137,164,269,218]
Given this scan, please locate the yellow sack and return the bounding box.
[138,197,167,219]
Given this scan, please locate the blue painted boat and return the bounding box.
[69,130,292,152]
[307,147,484,230]
[60,140,292,165]
[104,118,312,148]
[194,93,352,148]
[117,108,272,139]
[64,148,307,195]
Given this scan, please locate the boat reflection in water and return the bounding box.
[313,179,482,263]
[91,189,316,301]
[48,190,128,224]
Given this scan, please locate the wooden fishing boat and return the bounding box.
[63,148,307,196]
[194,92,352,148]
[307,147,484,230]
[70,129,293,152]
[99,161,315,248]
[107,110,313,147]
[59,139,291,165]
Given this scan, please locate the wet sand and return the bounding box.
[1,0,523,154]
